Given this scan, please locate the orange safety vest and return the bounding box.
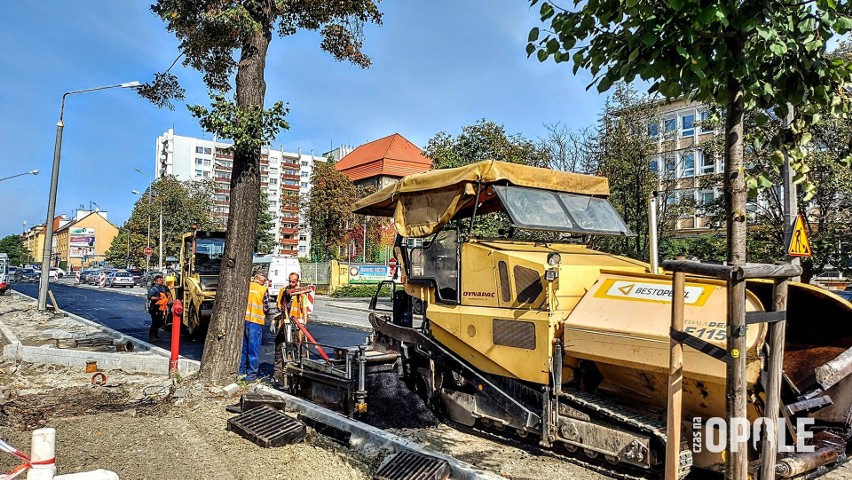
[245,283,268,325]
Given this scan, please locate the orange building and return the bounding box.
[335,133,432,190]
[335,133,433,262]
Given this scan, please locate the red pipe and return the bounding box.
[169,299,183,377]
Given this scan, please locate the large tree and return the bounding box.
[531,0,852,473]
[145,0,382,382]
[306,158,357,262]
[0,235,33,266]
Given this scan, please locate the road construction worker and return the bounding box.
[240,272,279,381]
[146,274,170,343]
[273,272,308,383]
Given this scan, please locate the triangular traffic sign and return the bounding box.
[787,215,812,257]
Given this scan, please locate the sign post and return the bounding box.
[388,257,398,279]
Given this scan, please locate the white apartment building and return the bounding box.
[154,129,323,257]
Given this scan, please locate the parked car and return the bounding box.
[50,267,66,278]
[15,268,39,283]
[107,271,135,288]
[128,268,144,286]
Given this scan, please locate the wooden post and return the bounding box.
[666,270,686,480]
[726,276,749,479]
[760,278,789,480]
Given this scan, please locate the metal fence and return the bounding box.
[300,262,331,285]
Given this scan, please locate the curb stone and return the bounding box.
[2,290,199,376]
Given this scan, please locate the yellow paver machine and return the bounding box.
[343,160,852,479]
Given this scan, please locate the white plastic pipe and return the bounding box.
[55,470,119,480]
[26,428,56,480]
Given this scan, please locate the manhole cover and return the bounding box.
[227,404,306,447]
[374,450,451,480]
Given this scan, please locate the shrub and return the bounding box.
[331,284,391,298]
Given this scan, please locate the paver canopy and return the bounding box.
[352,160,609,237]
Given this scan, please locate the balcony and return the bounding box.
[280,227,298,235]
[281,173,300,181]
[279,248,298,256]
[280,215,299,223]
[280,238,298,245]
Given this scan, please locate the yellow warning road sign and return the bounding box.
[787,214,812,257]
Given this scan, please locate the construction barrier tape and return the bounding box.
[91,372,108,385]
[0,439,55,480]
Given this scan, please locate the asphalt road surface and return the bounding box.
[12,282,368,378]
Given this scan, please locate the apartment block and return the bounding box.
[154,129,324,257]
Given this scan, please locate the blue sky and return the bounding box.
[0,0,608,238]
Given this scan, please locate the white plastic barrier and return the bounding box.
[0,428,119,480]
[74,272,80,284]
[98,273,105,288]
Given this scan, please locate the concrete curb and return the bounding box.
[2,290,199,376]
[250,385,503,480]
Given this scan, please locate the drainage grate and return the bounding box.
[374,451,451,480]
[227,405,306,447]
[240,394,288,412]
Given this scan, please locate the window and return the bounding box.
[681,152,695,178]
[202,171,210,178]
[301,161,308,166]
[203,147,212,154]
[203,159,211,166]
[299,246,306,252]
[666,192,677,205]
[301,171,309,178]
[681,114,695,137]
[648,122,659,137]
[195,169,203,177]
[700,111,713,133]
[650,157,659,173]
[698,152,715,175]
[196,158,204,165]
[699,189,715,206]
[664,154,676,176]
[300,182,308,188]
[196,146,205,154]
[299,235,307,241]
[664,117,676,134]
[269,178,278,185]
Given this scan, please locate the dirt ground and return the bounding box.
[1,292,850,480]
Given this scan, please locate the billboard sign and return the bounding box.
[348,264,392,284]
[70,246,95,258]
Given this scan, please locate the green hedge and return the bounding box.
[331,284,392,298]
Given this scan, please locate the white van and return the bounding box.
[252,254,301,297]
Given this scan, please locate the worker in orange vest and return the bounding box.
[240,271,279,381]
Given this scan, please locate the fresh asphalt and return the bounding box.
[11,281,369,378]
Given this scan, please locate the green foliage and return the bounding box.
[307,158,357,261]
[530,0,852,204]
[659,234,727,263]
[255,193,276,254]
[105,176,219,267]
[331,283,391,298]
[0,235,32,266]
[425,119,548,170]
[188,94,290,156]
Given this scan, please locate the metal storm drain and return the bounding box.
[374,450,451,480]
[227,404,306,447]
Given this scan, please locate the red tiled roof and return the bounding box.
[336,133,432,182]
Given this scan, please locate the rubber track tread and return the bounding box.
[560,388,692,479]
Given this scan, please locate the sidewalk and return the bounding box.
[0,291,198,376]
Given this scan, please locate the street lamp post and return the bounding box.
[0,170,39,183]
[38,81,140,311]
[133,168,163,272]
[131,183,151,272]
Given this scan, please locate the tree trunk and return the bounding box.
[199,16,272,384]
[723,47,749,478]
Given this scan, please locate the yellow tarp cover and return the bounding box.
[352,160,610,238]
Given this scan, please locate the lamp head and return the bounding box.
[30,170,39,175]
[131,189,140,195]
[120,81,141,88]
